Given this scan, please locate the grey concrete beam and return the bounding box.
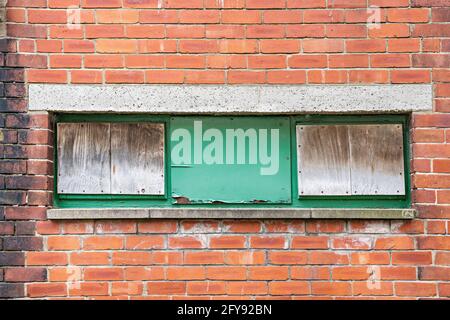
[47,208,416,220]
[29,84,432,114]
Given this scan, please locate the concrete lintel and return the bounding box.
[29,84,432,114]
[47,208,416,220]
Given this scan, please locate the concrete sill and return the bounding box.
[47,208,416,220]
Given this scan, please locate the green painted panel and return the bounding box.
[170,117,291,204]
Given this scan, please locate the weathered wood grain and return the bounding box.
[349,124,405,195]
[297,125,351,196]
[110,123,165,195]
[57,123,111,194]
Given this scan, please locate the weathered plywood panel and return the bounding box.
[111,123,165,195]
[349,124,405,195]
[297,125,351,196]
[57,123,111,194]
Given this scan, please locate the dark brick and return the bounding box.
[0,191,26,205]
[412,54,450,68]
[0,160,27,174]
[5,267,47,282]
[0,283,24,298]
[15,221,36,235]
[2,145,27,159]
[0,99,28,113]
[3,236,43,251]
[5,207,47,220]
[0,221,14,235]
[5,176,49,190]
[5,114,30,129]
[5,83,26,98]
[0,252,25,266]
[0,129,18,143]
[6,54,48,69]
[0,69,25,82]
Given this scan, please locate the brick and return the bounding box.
[0,252,25,266]
[70,252,109,265]
[369,24,410,38]
[27,252,68,266]
[247,25,285,38]
[167,267,205,280]
[147,282,186,295]
[250,236,286,248]
[105,70,144,83]
[353,282,394,296]
[291,236,328,249]
[112,252,152,265]
[418,236,450,249]
[333,267,371,280]
[69,282,109,296]
[351,252,390,265]
[412,54,450,68]
[374,237,415,250]
[94,221,136,234]
[248,55,286,69]
[47,236,80,250]
[308,252,349,265]
[287,25,325,38]
[269,251,308,264]
[308,70,348,84]
[185,70,225,84]
[124,267,165,280]
[125,236,165,250]
[218,221,256,233]
[391,70,431,83]
[304,10,344,23]
[267,70,306,84]
[168,236,204,249]
[289,55,327,68]
[84,236,124,250]
[206,266,246,280]
[269,281,309,295]
[27,70,67,83]
[291,266,330,280]
[419,267,450,280]
[224,251,265,265]
[63,221,94,234]
[380,267,417,280]
[260,40,300,53]
[221,10,260,23]
[226,282,267,295]
[84,268,124,281]
[179,10,220,24]
[209,236,246,249]
[184,251,224,265]
[312,282,351,296]
[395,282,437,297]
[112,282,143,296]
[392,252,432,265]
[5,267,46,282]
[0,283,24,298]
[168,25,205,38]
[349,70,389,83]
[248,266,289,280]
[228,71,265,84]
[187,281,226,295]
[3,236,43,251]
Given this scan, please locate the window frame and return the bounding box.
[53,113,411,209]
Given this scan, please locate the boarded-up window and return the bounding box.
[296,124,405,196]
[57,122,165,195]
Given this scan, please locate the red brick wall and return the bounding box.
[1,0,449,299]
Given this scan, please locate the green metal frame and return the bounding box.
[53,114,411,209]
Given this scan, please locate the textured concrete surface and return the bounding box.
[47,208,416,220]
[29,84,433,114]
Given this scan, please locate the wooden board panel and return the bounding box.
[57,123,111,194]
[111,123,165,195]
[349,124,405,195]
[297,125,351,196]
